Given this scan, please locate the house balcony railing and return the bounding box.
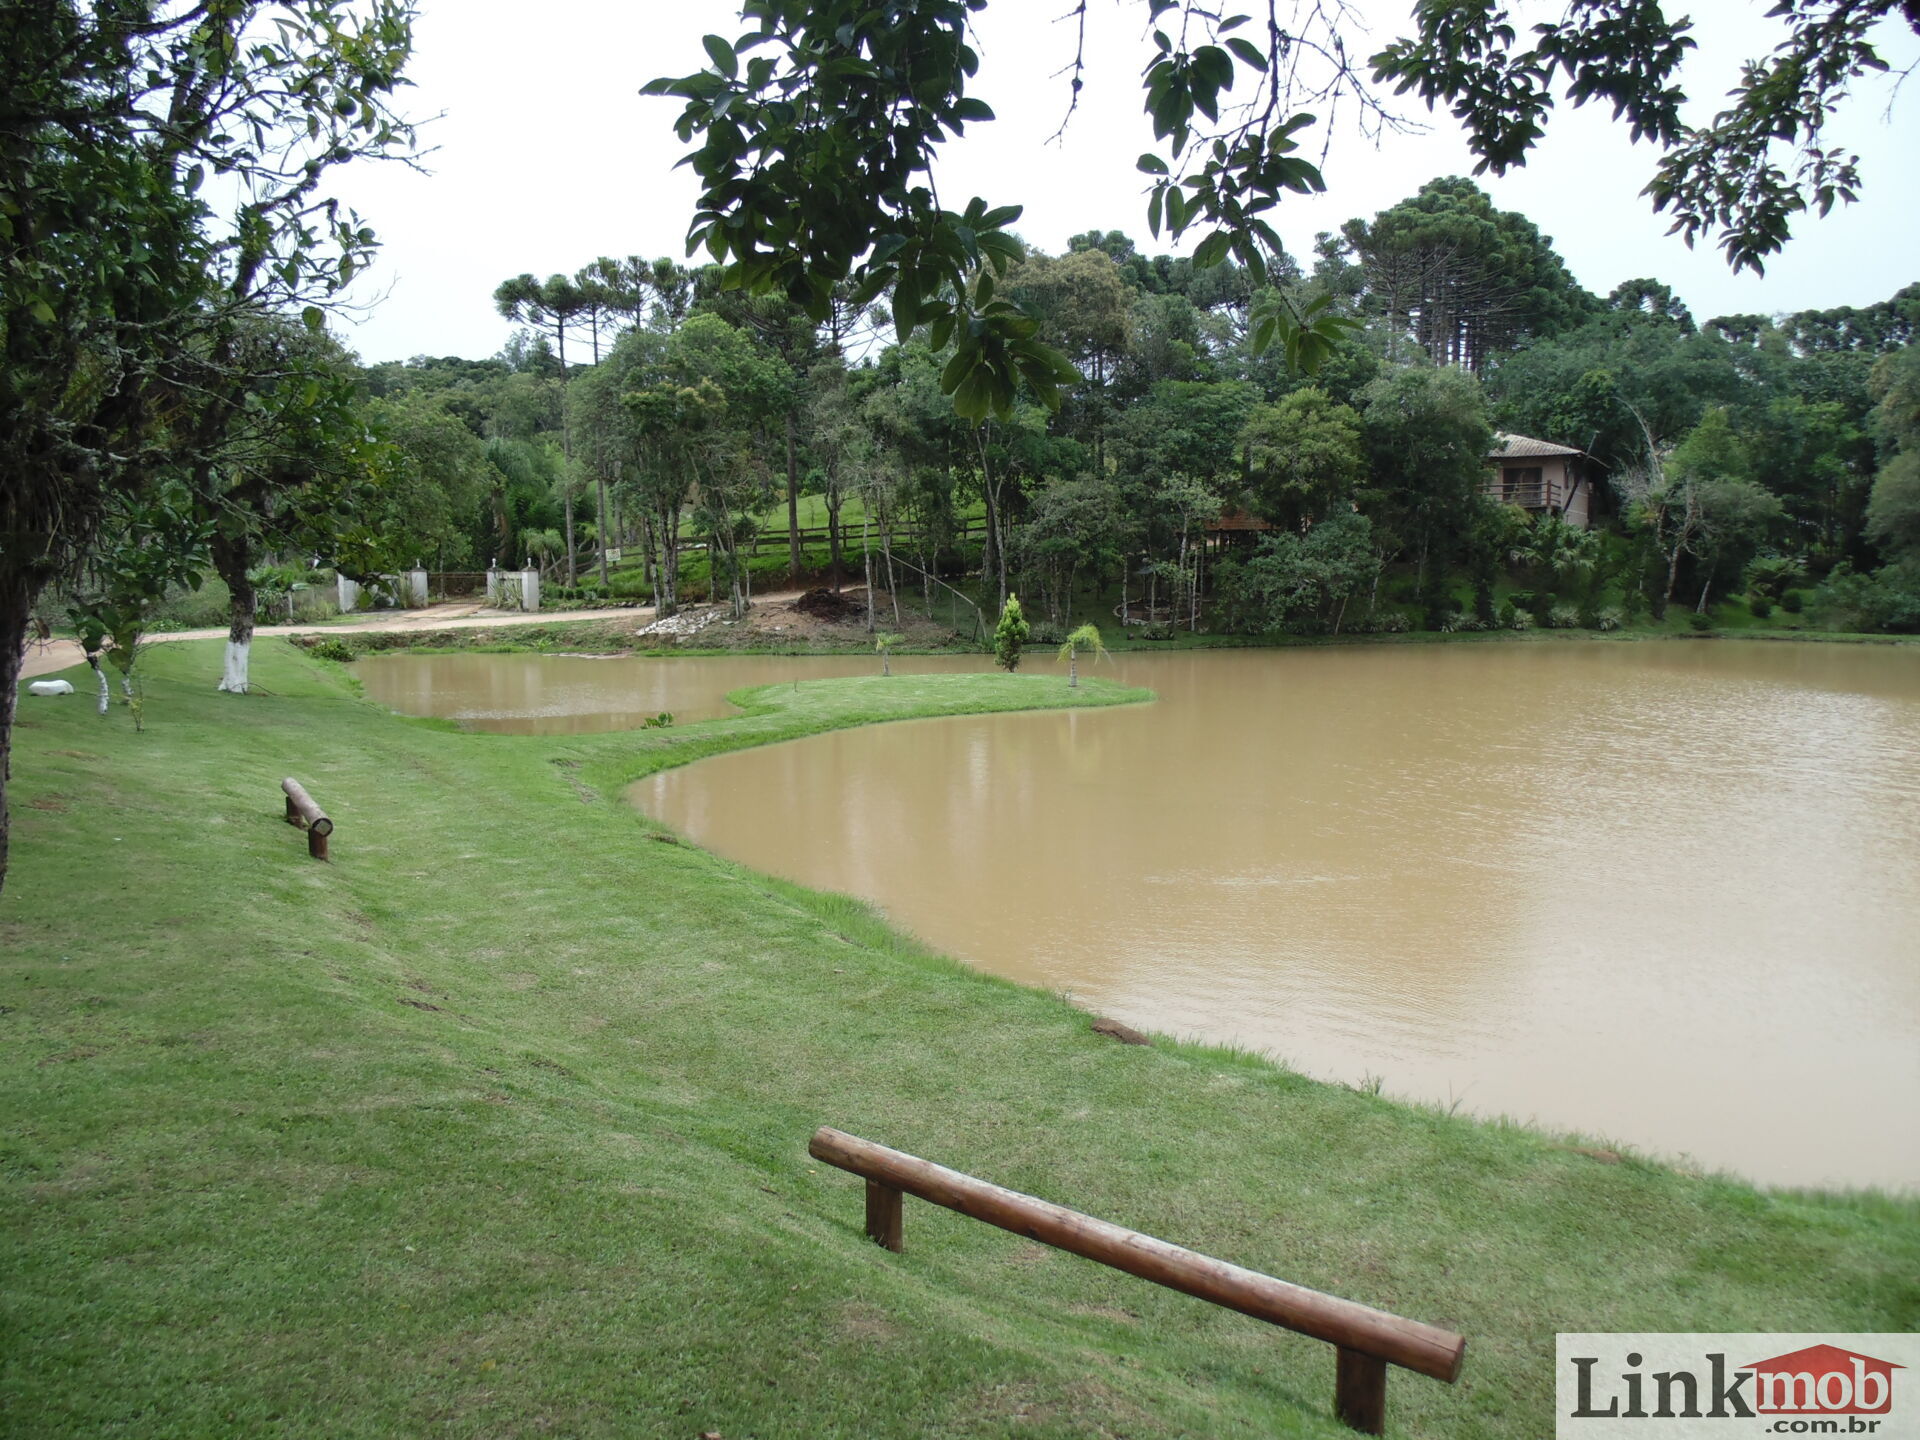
[1491,482,1548,508]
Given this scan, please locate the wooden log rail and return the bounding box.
[280,777,334,861]
[808,1127,1465,1435]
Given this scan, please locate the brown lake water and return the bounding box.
[626,642,1920,1192]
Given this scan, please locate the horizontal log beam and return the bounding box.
[280,778,333,836]
[281,777,333,861]
[808,1126,1464,1384]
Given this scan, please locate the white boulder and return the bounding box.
[28,679,75,696]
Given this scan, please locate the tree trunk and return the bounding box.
[785,413,802,585]
[0,566,35,898]
[555,321,578,587]
[1175,525,1190,631]
[595,473,611,589]
[826,489,845,593]
[657,506,680,617]
[862,505,875,633]
[881,509,901,629]
[1192,534,1203,630]
[211,531,256,695]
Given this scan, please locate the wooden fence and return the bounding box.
[809,1126,1465,1435]
[739,516,988,558]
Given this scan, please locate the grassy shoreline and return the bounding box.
[290,613,1920,662]
[4,641,1915,1438]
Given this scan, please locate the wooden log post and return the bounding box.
[1336,1346,1389,1435]
[809,1126,1464,1434]
[865,1179,904,1252]
[281,777,335,861]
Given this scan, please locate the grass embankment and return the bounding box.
[4,644,1915,1438]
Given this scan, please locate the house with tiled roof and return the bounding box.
[1486,433,1591,527]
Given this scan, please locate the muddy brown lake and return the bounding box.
[367,641,1920,1190]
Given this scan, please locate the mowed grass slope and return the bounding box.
[2,642,1913,1439]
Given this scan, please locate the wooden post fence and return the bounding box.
[281,777,334,861]
[808,1126,1465,1435]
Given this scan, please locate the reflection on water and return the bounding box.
[633,641,1920,1192]
[359,651,995,733]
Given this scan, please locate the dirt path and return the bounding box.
[18,602,654,681]
[16,592,842,681]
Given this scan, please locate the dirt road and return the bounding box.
[18,601,654,681]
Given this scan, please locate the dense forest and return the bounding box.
[324,177,1918,644]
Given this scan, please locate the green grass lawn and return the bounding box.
[3,642,1914,1438]
[741,492,988,537]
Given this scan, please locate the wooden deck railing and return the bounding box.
[1491,482,1549,508]
[808,1126,1465,1435]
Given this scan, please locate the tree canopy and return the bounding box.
[645,0,1914,421]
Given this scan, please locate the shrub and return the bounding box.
[1814,562,1920,633]
[1473,578,1497,625]
[1594,607,1624,631]
[1748,595,1773,619]
[308,638,355,662]
[1780,590,1804,614]
[1744,555,1802,600]
[152,577,232,630]
[1548,604,1581,629]
[1686,611,1714,631]
[993,595,1030,671]
[1509,610,1534,631]
[1497,600,1519,629]
[1376,612,1410,634]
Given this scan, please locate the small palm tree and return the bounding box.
[1057,622,1108,687]
[874,632,905,676]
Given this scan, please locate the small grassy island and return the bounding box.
[4,640,1913,1438]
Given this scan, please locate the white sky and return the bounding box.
[331,0,1920,364]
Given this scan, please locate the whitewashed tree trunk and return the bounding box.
[219,639,252,693]
[213,532,255,694]
[88,657,110,715]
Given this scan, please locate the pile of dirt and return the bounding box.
[791,588,860,621]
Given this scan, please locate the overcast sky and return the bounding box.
[330,0,1919,365]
